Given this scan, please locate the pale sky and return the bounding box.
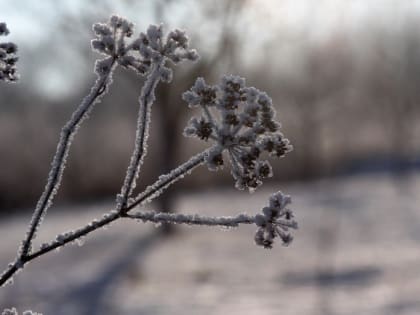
[3,0,420,98]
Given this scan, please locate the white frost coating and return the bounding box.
[117,61,163,210]
[0,16,297,295]
[1,308,18,315]
[1,309,42,315]
[19,15,173,258]
[117,24,199,211]
[182,75,293,192]
[20,60,117,258]
[254,191,298,248]
[127,150,208,210]
[126,210,255,227]
[0,22,19,82]
[26,211,120,262]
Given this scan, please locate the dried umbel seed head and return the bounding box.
[183,75,292,191]
[0,22,18,83]
[92,16,199,80]
[1,309,43,315]
[183,77,218,107]
[0,23,9,36]
[254,191,297,248]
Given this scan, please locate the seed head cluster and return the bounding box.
[0,15,298,306]
[254,191,297,248]
[1,308,41,315]
[0,23,18,83]
[92,15,198,81]
[183,75,292,191]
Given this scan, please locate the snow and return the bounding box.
[1,173,420,314]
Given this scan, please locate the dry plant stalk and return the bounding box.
[0,16,297,309]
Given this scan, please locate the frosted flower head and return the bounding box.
[254,191,297,248]
[0,23,9,36]
[2,308,17,315]
[92,16,198,81]
[0,309,39,315]
[183,75,292,191]
[0,23,18,83]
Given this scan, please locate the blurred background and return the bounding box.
[1,0,420,314]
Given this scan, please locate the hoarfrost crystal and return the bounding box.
[254,191,298,248]
[0,23,18,82]
[0,15,297,296]
[183,76,292,191]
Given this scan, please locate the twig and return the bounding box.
[0,207,256,287]
[124,149,209,212]
[124,210,256,227]
[0,149,206,287]
[0,17,297,295]
[0,211,120,287]
[117,61,164,210]
[19,59,117,258]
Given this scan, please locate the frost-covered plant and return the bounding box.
[0,22,18,82]
[1,308,41,315]
[0,15,297,301]
[183,76,292,191]
[254,191,296,248]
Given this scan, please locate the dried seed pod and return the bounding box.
[183,75,292,191]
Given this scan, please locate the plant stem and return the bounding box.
[0,211,120,287]
[125,210,255,227]
[20,59,117,258]
[0,148,208,287]
[117,61,163,210]
[124,149,209,213]
[0,262,20,287]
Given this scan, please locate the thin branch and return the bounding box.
[26,211,120,261]
[0,149,207,287]
[0,205,256,287]
[125,210,256,227]
[20,59,117,258]
[0,211,120,287]
[124,149,209,213]
[0,262,20,287]
[117,61,163,210]
[0,146,295,286]
[0,18,297,295]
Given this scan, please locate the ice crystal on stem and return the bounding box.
[93,16,198,79]
[1,308,17,315]
[126,191,296,249]
[126,210,255,227]
[1,309,40,315]
[254,191,297,248]
[183,76,293,191]
[0,23,18,82]
[116,21,199,211]
[0,15,297,298]
[127,150,208,210]
[19,16,136,258]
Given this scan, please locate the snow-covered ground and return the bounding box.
[1,173,420,315]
